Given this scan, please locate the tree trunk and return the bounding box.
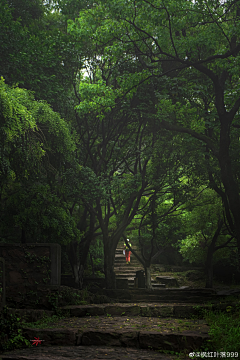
[104,240,116,289]
[218,124,240,266]
[145,266,152,289]
[90,253,95,276]
[21,229,26,244]
[66,240,80,284]
[205,219,223,288]
[67,211,95,287]
[78,264,84,290]
[205,248,214,288]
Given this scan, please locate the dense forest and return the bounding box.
[1,0,240,290]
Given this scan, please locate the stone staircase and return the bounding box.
[114,245,166,290]
[2,246,238,359]
[2,303,210,360]
[2,287,238,359]
[3,290,238,360]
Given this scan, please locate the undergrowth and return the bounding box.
[21,313,68,329]
[0,306,31,352]
[203,306,240,354]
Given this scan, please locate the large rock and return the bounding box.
[156,276,179,287]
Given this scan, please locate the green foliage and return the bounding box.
[0,306,31,351]
[0,78,76,182]
[89,238,104,266]
[76,79,118,119]
[20,311,69,329]
[0,0,80,115]
[178,189,234,266]
[204,307,240,353]
[0,78,80,245]
[1,0,240,284]
[179,233,207,265]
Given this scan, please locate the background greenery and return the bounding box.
[1,0,240,289]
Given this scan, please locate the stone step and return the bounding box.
[114,262,140,267]
[115,251,139,256]
[116,275,157,282]
[117,297,212,304]
[114,268,144,273]
[59,303,210,318]
[116,252,139,255]
[114,261,141,265]
[116,248,139,252]
[0,345,188,359]
[114,258,141,262]
[90,287,215,295]
[116,250,134,253]
[91,287,215,295]
[115,272,163,280]
[89,288,218,303]
[114,266,144,270]
[116,277,166,290]
[17,314,209,353]
[114,263,140,267]
[115,255,140,258]
[8,300,237,324]
[128,284,166,290]
[115,271,159,275]
[114,257,140,262]
[116,253,139,256]
[115,273,147,278]
[115,273,159,278]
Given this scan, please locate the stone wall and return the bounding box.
[0,257,6,309]
[0,243,61,308]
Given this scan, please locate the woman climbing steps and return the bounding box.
[124,238,132,264]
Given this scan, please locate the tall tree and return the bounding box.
[0,78,79,246]
[178,188,236,288]
[68,0,240,266]
[0,0,81,117]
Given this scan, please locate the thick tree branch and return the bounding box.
[160,120,219,157]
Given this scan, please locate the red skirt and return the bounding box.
[125,250,131,262]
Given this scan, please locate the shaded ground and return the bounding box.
[0,345,191,360]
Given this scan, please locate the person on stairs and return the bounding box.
[124,238,132,264]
